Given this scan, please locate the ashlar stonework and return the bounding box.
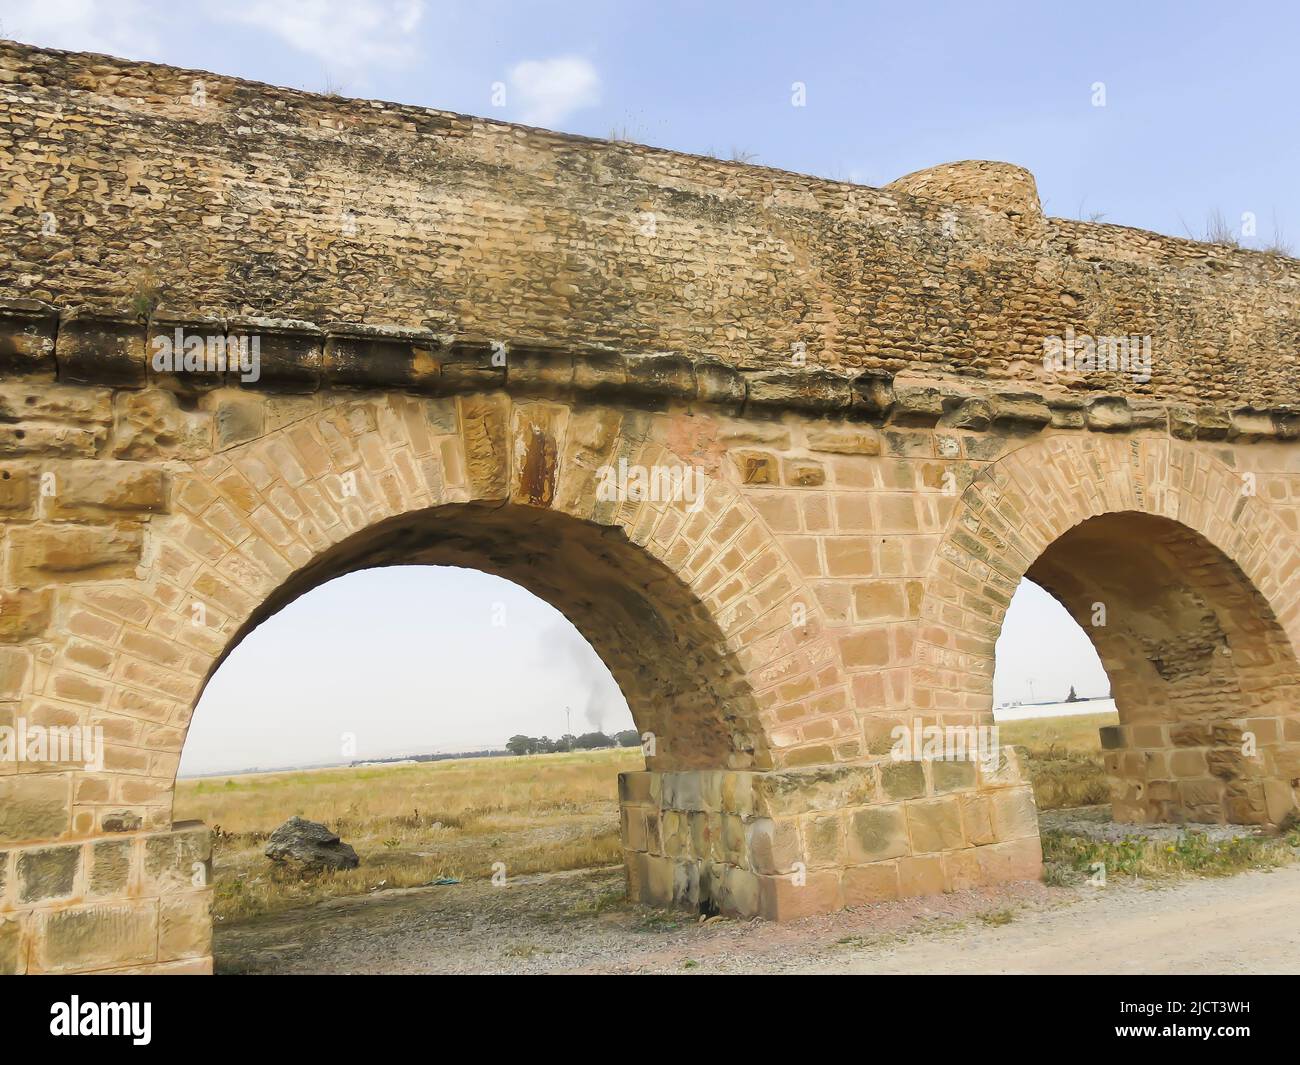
[0,42,1297,974]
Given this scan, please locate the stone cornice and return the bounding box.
[2,301,1296,443]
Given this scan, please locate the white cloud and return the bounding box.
[213,0,425,72]
[508,55,600,129]
[0,0,162,60]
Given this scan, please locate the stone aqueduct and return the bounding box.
[0,41,1298,974]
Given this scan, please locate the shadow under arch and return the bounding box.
[1024,510,1300,826]
[195,500,769,773]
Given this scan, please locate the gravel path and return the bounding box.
[215,861,1300,975]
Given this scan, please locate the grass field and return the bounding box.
[998,710,1117,811]
[179,709,1295,922]
[176,747,643,921]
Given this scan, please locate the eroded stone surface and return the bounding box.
[0,39,1297,973]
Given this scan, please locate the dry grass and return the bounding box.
[176,710,1147,923]
[999,711,1116,811]
[176,747,643,922]
[1042,827,1300,883]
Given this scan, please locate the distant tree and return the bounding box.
[506,735,536,756]
[1065,685,1079,703]
[614,729,641,748]
[574,732,612,750]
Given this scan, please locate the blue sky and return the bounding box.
[4,0,1295,244]
[5,2,1274,770]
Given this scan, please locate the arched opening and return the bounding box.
[177,562,647,921]
[188,500,769,777]
[993,578,1111,713]
[165,493,785,930]
[1012,511,1300,826]
[992,578,1117,814]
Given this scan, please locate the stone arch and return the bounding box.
[195,499,765,773]
[917,433,1300,825]
[56,389,843,827]
[3,383,881,974]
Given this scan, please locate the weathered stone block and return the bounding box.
[943,846,984,891]
[958,793,996,846]
[618,771,653,804]
[974,836,1042,883]
[0,646,30,698]
[140,822,212,895]
[693,357,745,412]
[990,788,1039,841]
[324,323,441,390]
[805,425,881,455]
[0,914,26,975]
[896,854,946,897]
[43,461,167,518]
[0,299,56,374]
[720,772,753,817]
[932,759,977,792]
[458,393,511,499]
[33,900,158,974]
[753,763,858,813]
[745,370,853,413]
[146,315,228,392]
[977,745,1027,788]
[510,402,564,508]
[757,868,842,920]
[8,524,143,584]
[0,774,70,843]
[0,422,102,457]
[0,589,51,642]
[439,339,507,392]
[503,343,573,396]
[16,844,80,903]
[1098,725,1125,750]
[847,804,909,864]
[880,759,926,800]
[803,813,844,868]
[1086,396,1132,431]
[211,391,266,449]
[989,393,1051,428]
[672,858,701,907]
[0,466,32,511]
[624,353,695,402]
[158,890,213,962]
[88,838,133,898]
[842,861,900,906]
[56,309,147,387]
[746,817,802,875]
[112,389,211,459]
[906,797,965,852]
[0,381,112,425]
[717,865,760,917]
[227,317,322,392]
[640,853,675,906]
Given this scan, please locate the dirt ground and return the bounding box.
[214,860,1300,975]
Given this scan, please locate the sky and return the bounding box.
[178,566,1107,776]
[2,0,1276,772]
[3,0,1295,244]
